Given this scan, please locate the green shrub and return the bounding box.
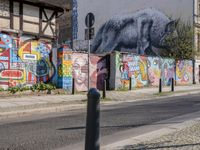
[0,88,4,92]
[7,83,56,94]
[8,86,20,94]
[30,83,56,92]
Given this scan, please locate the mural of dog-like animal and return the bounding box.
[91,8,178,55]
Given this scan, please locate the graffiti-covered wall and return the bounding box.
[115,53,149,89]
[111,52,193,90]
[161,58,175,86]
[176,60,193,85]
[147,57,161,87]
[73,0,193,55]
[0,33,55,89]
[72,53,108,92]
[57,45,73,90]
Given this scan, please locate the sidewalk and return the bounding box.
[0,84,200,119]
[102,111,200,150]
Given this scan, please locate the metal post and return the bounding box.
[87,16,90,91]
[85,88,100,150]
[171,78,174,92]
[193,59,196,84]
[72,78,75,95]
[103,80,106,99]
[129,77,132,90]
[159,78,162,93]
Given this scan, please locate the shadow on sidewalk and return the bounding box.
[57,123,146,131]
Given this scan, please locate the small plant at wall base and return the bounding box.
[8,87,21,94]
[30,83,56,92]
[161,21,195,60]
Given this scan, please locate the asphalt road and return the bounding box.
[0,94,200,150]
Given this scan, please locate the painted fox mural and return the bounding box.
[91,8,178,55]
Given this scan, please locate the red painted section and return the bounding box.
[0,70,23,79]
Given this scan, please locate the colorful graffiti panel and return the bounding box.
[72,53,88,91]
[195,63,200,84]
[115,53,148,89]
[147,57,161,86]
[57,45,73,90]
[0,33,55,89]
[18,41,55,82]
[123,54,148,88]
[115,52,129,89]
[90,55,108,90]
[72,53,108,92]
[161,58,175,86]
[176,60,193,85]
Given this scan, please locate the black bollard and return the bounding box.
[103,80,106,99]
[159,78,162,93]
[72,78,75,95]
[129,77,132,91]
[171,78,174,92]
[85,88,100,150]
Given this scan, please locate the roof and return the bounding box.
[18,0,66,12]
[39,0,71,7]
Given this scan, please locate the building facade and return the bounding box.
[0,0,63,89]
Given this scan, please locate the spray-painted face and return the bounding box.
[73,57,88,84]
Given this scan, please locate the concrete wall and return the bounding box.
[110,52,193,90]
[176,60,193,85]
[0,33,56,89]
[72,53,108,91]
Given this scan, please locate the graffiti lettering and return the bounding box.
[0,70,23,79]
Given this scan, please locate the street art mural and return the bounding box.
[195,63,200,84]
[115,52,129,89]
[74,0,193,55]
[0,33,55,89]
[90,55,108,90]
[115,53,148,89]
[72,53,108,92]
[147,57,161,86]
[123,54,148,88]
[91,8,178,55]
[176,60,193,85]
[161,58,175,86]
[114,53,190,89]
[72,53,88,91]
[57,45,73,90]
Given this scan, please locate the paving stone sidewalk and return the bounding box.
[120,121,200,150]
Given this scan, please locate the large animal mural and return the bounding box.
[72,53,108,92]
[91,8,178,55]
[73,0,194,55]
[176,60,193,85]
[0,33,55,89]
